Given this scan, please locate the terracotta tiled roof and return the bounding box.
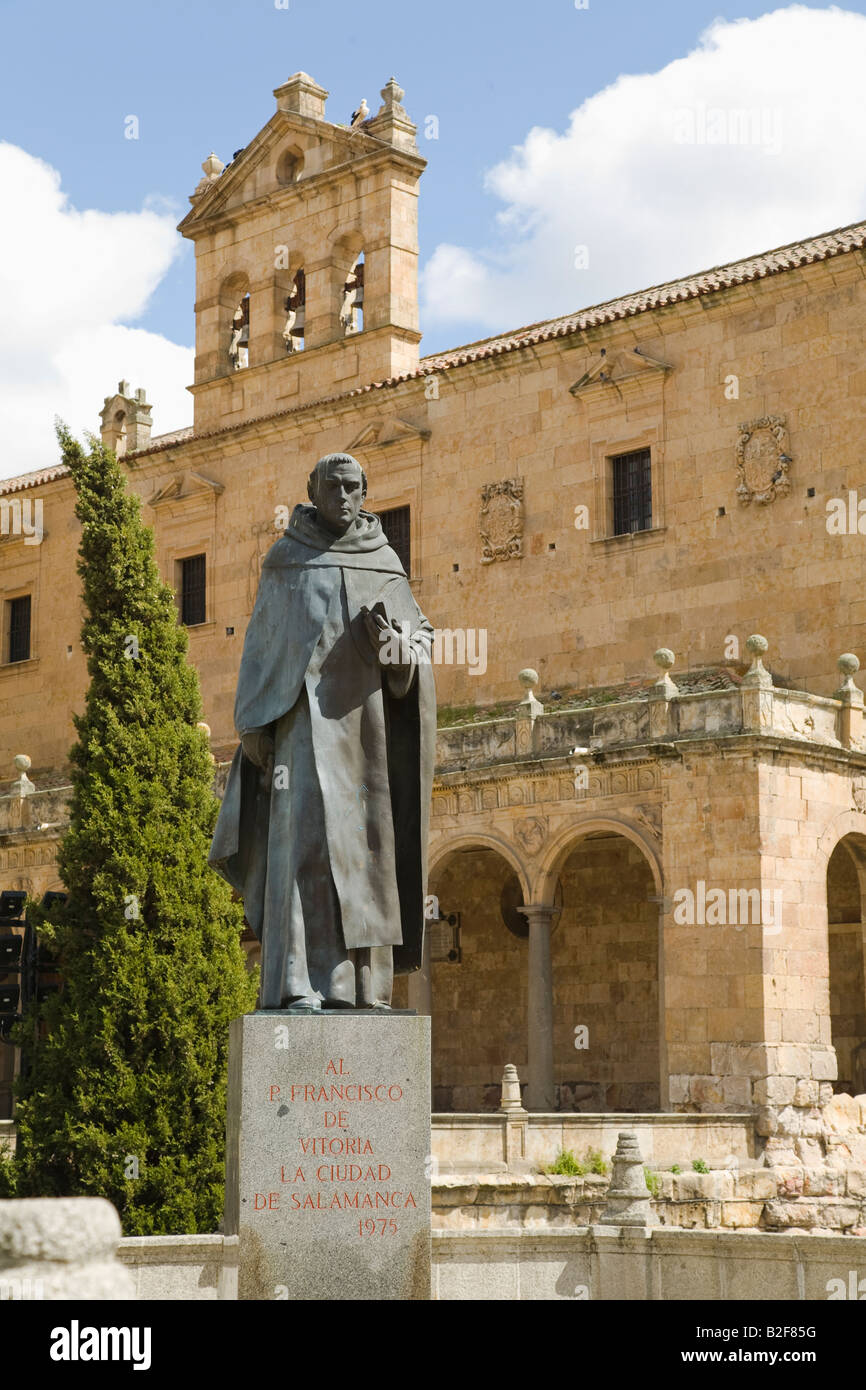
[0,429,195,497]
[0,463,72,496]
[419,220,866,370]
[4,218,865,489]
[145,426,195,449]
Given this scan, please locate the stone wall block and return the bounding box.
[753,1076,796,1107]
[811,1050,839,1082]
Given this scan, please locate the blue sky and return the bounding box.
[3,1,866,470]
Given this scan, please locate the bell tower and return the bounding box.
[178,73,426,433]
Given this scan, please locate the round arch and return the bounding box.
[822,815,866,1096]
[429,830,532,902]
[816,809,866,873]
[532,813,663,903]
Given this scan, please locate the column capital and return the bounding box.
[519,903,558,928]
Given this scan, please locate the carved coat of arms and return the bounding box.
[736,416,792,505]
[480,478,524,563]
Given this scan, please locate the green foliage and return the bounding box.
[436,701,516,728]
[8,426,258,1234]
[545,1146,610,1177]
[644,1166,661,1198]
[692,1158,710,1174]
[585,1146,608,1176]
[546,1148,587,1176]
[670,1163,682,1175]
[0,1143,18,1197]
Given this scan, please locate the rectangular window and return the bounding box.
[7,596,31,663]
[611,449,652,536]
[180,555,206,627]
[379,506,411,576]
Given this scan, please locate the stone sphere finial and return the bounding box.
[835,653,862,702]
[742,634,773,689]
[650,648,678,697]
[518,668,538,692]
[838,653,860,679]
[12,754,35,798]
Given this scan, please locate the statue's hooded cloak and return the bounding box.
[208,504,435,976]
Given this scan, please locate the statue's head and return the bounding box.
[307,453,368,536]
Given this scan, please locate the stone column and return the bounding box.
[521,904,556,1112]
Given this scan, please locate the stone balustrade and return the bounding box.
[434,642,866,774]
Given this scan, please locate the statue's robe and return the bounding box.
[208,505,435,1007]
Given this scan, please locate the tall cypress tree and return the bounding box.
[4,426,257,1234]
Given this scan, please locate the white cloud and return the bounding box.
[421,6,866,339]
[0,143,192,479]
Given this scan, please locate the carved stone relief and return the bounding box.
[736,416,792,505]
[513,816,547,856]
[480,478,524,563]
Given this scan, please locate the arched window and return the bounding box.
[276,146,304,186]
[282,269,306,353]
[113,410,127,456]
[229,293,250,371]
[340,254,364,335]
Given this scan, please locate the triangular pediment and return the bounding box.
[344,417,431,453]
[147,471,224,508]
[569,345,673,397]
[179,111,387,234]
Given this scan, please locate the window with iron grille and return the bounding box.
[7,595,31,664]
[180,555,206,627]
[379,506,411,575]
[611,449,652,535]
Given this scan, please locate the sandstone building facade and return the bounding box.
[1,73,865,1168]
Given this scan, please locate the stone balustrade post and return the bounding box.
[740,634,775,731]
[835,653,864,750]
[515,668,543,756]
[647,647,678,738]
[499,1063,529,1170]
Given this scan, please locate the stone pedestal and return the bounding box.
[226,1012,431,1300]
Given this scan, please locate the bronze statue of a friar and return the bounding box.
[209,453,436,1011]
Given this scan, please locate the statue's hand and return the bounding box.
[361,607,389,656]
[242,729,275,776]
[362,609,412,671]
